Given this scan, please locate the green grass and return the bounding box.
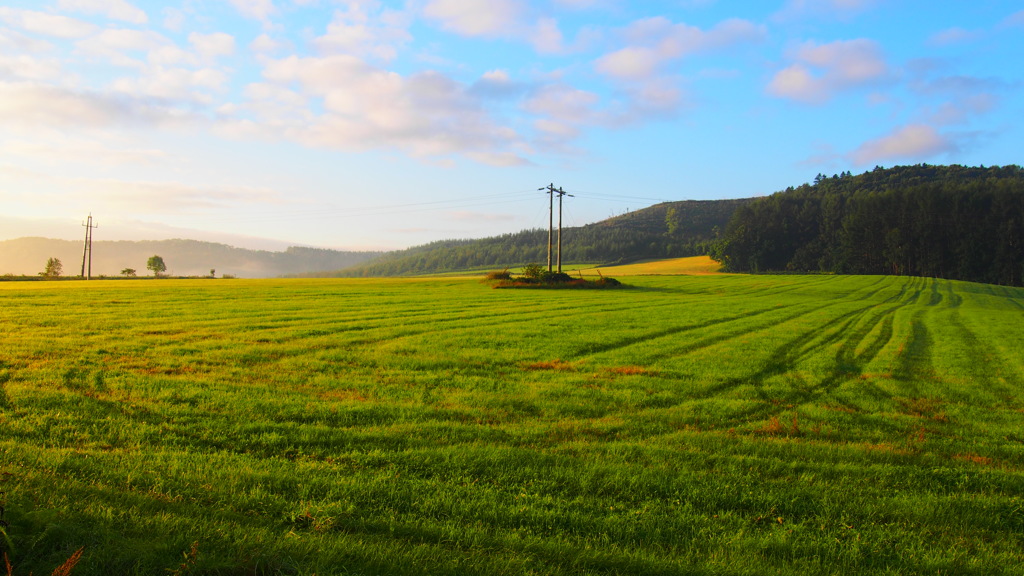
[1,275,1022,575]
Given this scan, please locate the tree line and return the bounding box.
[323,199,748,277]
[712,164,1024,286]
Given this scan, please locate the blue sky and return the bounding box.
[1,0,1021,250]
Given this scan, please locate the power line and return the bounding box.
[567,190,676,204]
[190,190,541,226]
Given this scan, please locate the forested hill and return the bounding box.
[321,198,751,277]
[714,164,1024,286]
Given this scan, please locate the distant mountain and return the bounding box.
[317,198,752,277]
[0,238,381,278]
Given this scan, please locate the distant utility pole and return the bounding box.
[81,213,97,280]
[539,184,573,272]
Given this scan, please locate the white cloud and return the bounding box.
[0,27,56,54]
[525,83,601,125]
[531,17,565,54]
[775,0,879,21]
[0,54,63,82]
[250,33,287,54]
[1,135,169,166]
[56,0,149,25]
[553,0,605,8]
[849,124,956,165]
[226,0,276,23]
[767,39,891,104]
[312,4,412,61]
[908,73,1005,127]
[590,17,759,123]
[524,83,604,151]
[421,0,574,54]
[249,54,527,161]
[0,8,98,39]
[595,46,660,81]
[189,32,236,62]
[1001,10,1024,28]
[926,94,998,125]
[469,69,529,99]
[596,17,766,81]
[422,0,523,38]
[111,67,229,103]
[0,81,197,130]
[928,27,983,46]
[163,7,186,31]
[768,64,822,102]
[619,77,684,118]
[86,178,282,213]
[76,28,175,67]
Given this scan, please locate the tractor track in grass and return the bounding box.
[565,303,800,359]
[941,305,1023,404]
[681,277,920,409]
[579,276,912,368]
[195,288,786,355]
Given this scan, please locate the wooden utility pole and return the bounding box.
[539,184,573,273]
[81,214,97,280]
[556,187,573,273]
[540,183,556,271]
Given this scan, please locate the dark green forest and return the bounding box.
[324,199,749,277]
[714,164,1024,286]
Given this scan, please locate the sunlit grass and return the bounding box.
[575,255,724,276]
[1,275,1022,574]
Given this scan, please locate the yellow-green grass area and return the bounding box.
[576,255,724,276]
[1,275,1023,575]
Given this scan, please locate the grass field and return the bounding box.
[1,274,1023,575]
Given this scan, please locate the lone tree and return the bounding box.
[41,257,63,278]
[121,268,137,278]
[147,255,167,277]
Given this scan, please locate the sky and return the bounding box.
[1,0,1021,251]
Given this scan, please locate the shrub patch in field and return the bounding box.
[485,264,623,289]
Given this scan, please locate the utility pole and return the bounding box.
[539,183,556,271]
[556,187,573,273]
[81,213,97,280]
[539,184,574,273]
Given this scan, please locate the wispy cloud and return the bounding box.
[56,0,149,24]
[1001,10,1024,28]
[225,0,276,23]
[422,0,524,38]
[767,39,892,104]
[1,135,170,166]
[0,7,98,39]
[0,82,200,129]
[596,17,766,81]
[927,27,984,46]
[312,3,412,62]
[421,0,579,55]
[849,124,956,165]
[774,0,880,21]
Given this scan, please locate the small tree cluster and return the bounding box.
[40,257,62,279]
